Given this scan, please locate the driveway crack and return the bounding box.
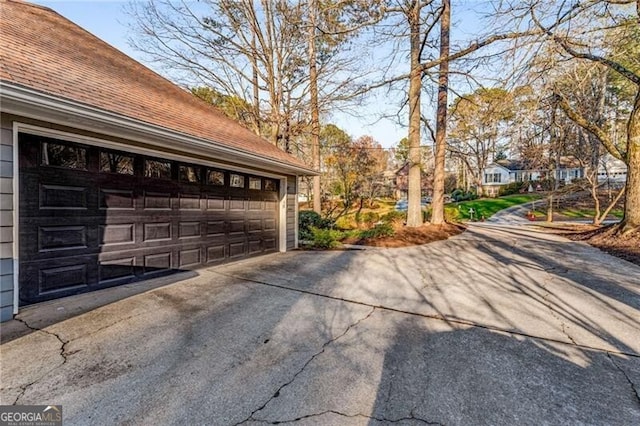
[10,318,70,405]
[234,307,376,425]
[539,275,578,346]
[607,353,640,406]
[252,408,444,424]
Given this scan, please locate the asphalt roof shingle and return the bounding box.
[0,0,310,170]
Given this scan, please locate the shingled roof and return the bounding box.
[0,0,311,171]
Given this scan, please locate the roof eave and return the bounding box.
[0,82,318,176]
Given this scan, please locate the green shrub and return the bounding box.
[358,222,395,239]
[299,210,332,240]
[451,188,465,202]
[309,227,343,249]
[334,215,356,230]
[499,182,525,196]
[381,210,406,225]
[359,211,380,227]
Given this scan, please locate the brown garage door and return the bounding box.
[18,133,279,305]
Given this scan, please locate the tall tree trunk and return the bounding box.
[251,34,261,136]
[431,0,450,225]
[308,0,322,214]
[622,90,640,233]
[406,0,423,227]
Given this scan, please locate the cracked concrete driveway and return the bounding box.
[1,224,639,425]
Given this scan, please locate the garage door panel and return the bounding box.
[264,218,276,232]
[178,194,201,210]
[178,221,201,239]
[206,244,226,263]
[248,240,262,254]
[205,195,226,211]
[229,198,246,211]
[100,223,136,246]
[40,184,90,210]
[99,188,135,210]
[178,247,201,268]
[39,225,88,251]
[143,222,172,242]
[229,241,246,258]
[20,254,97,302]
[40,264,89,294]
[248,200,263,210]
[98,257,137,284]
[143,191,172,210]
[143,251,172,274]
[264,238,276,251]
[229,219,245,234]
[248,219,262,232]
[206,220,225,236]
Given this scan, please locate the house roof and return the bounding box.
[0,0,312,173]
[495,159,531,171]
[494,156,581,171]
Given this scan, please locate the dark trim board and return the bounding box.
[18,132,280,305]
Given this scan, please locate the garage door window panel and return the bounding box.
[180,165,202,184]
[144,158,172,179]
[230,173,245,188]
[249,177,261,190]
[41,140,87,170]
[100,151,134,175]
[264,179,277,191]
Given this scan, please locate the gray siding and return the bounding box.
[0,114,14,322]
[286,176,297,250]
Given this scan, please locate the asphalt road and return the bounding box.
[1,223,639,425]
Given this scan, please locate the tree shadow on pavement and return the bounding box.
[368,316,640,425]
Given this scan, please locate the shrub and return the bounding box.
[299,210,332,240]
[309,227,343,249]
[451,189,479,202]
[499,182,525,196]
[381,210,406,225]
[335,215,357,230]
[359,211,380,227]
[451,188,465,202]
[358,222,394,239]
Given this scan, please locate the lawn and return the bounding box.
[444,194,542,221]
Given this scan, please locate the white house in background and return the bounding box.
[598,155,628,187]
[481,158,584,197]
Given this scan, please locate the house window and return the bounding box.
[230,173,245,188]
[249,177,261,190]
[485,173,502,183]
[144,159,172,179]
[264,179,277,191]
[207,169,225,186]
[100,151,134,175]
[180,165,202,183]
[42,141,86,170]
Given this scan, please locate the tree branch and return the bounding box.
[554,92,627,161]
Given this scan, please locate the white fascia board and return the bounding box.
[1,83,317,176]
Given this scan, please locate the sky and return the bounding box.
[29,0,412,148]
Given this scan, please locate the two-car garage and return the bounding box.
[18,132,282,305]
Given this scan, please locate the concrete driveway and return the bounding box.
[1,224,639,425]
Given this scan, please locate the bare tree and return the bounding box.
[497,0,639,233]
